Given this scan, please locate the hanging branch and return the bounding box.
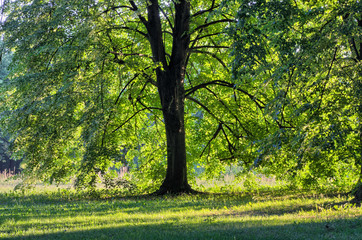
[114,74,139,105]
[279,66,296,129]
[190,32,224,43]
[221,125,236,155]
[192,0,217,18]
[191,19,235,34]
[102,5,133,14]
[204,87,252,137]
[159,5,174,32]
[191,45,229,50]
[129,0,148,27]
[200,123,222,157]
[109,26,148,38]
[186,96,244,158]
[108,51,152,59]
[111,108,148,133]
[185,80,265,110]
[186,96,219,118]
[314,47,338,114]
[191,49,229,70]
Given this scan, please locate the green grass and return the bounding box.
[0,179,361,240]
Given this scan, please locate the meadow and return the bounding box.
[0,174,361,240]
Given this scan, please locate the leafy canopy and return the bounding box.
[1,0,266,190]
[227,0,361,188]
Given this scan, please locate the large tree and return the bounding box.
[1,0,264,193]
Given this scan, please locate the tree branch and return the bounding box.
[200,123,222,157]
[109,26,148,38]
[350,37,360,60]
[136,98,162,112]
[145,0,167,66]
[191,45,229,50]
[221,125,236,154]
[192,0,218,18]
[190,32,224,43]
[108,51,152,59]
[129,0,148,27]
[185,80,265,109]
[314,47,338,115]
[191,49,229,71]
[204,87,251,137]
[111,108,149,133]
[159,5,174,32]
[186,96,221,122]
[191,19,235,34]
[102,5,133,14]
[186,97,238,159]
[114,74,139,105]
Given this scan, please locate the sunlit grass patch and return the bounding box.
[0,186,361,240]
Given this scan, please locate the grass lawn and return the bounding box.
[0,179,361,240]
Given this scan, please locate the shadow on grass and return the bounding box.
[0,190,353,225]
[1,190,359,240]
[1,217,362,240]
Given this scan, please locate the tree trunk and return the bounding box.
[351,17,362,203]
[359,130,362,184]
[353,121,362,203]
[146,0,193,194]
[155,69,192,194]
[352,49,362,203]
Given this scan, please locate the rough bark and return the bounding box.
[354,119,362,203]
[146,1,193,194]
[354,54,362,203]
[155,70,192,194]
[352,181,362,204]
[350,16,362,203]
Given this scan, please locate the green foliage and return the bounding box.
[0,0,267,190]
[0,0,163,187]
[2,0,360,193]
[227,0,362,189]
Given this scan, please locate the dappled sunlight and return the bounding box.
[1,189,361,239]
[1,210,361,240]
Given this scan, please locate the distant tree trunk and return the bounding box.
[0,136,21,174]
[2,159,21,174]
